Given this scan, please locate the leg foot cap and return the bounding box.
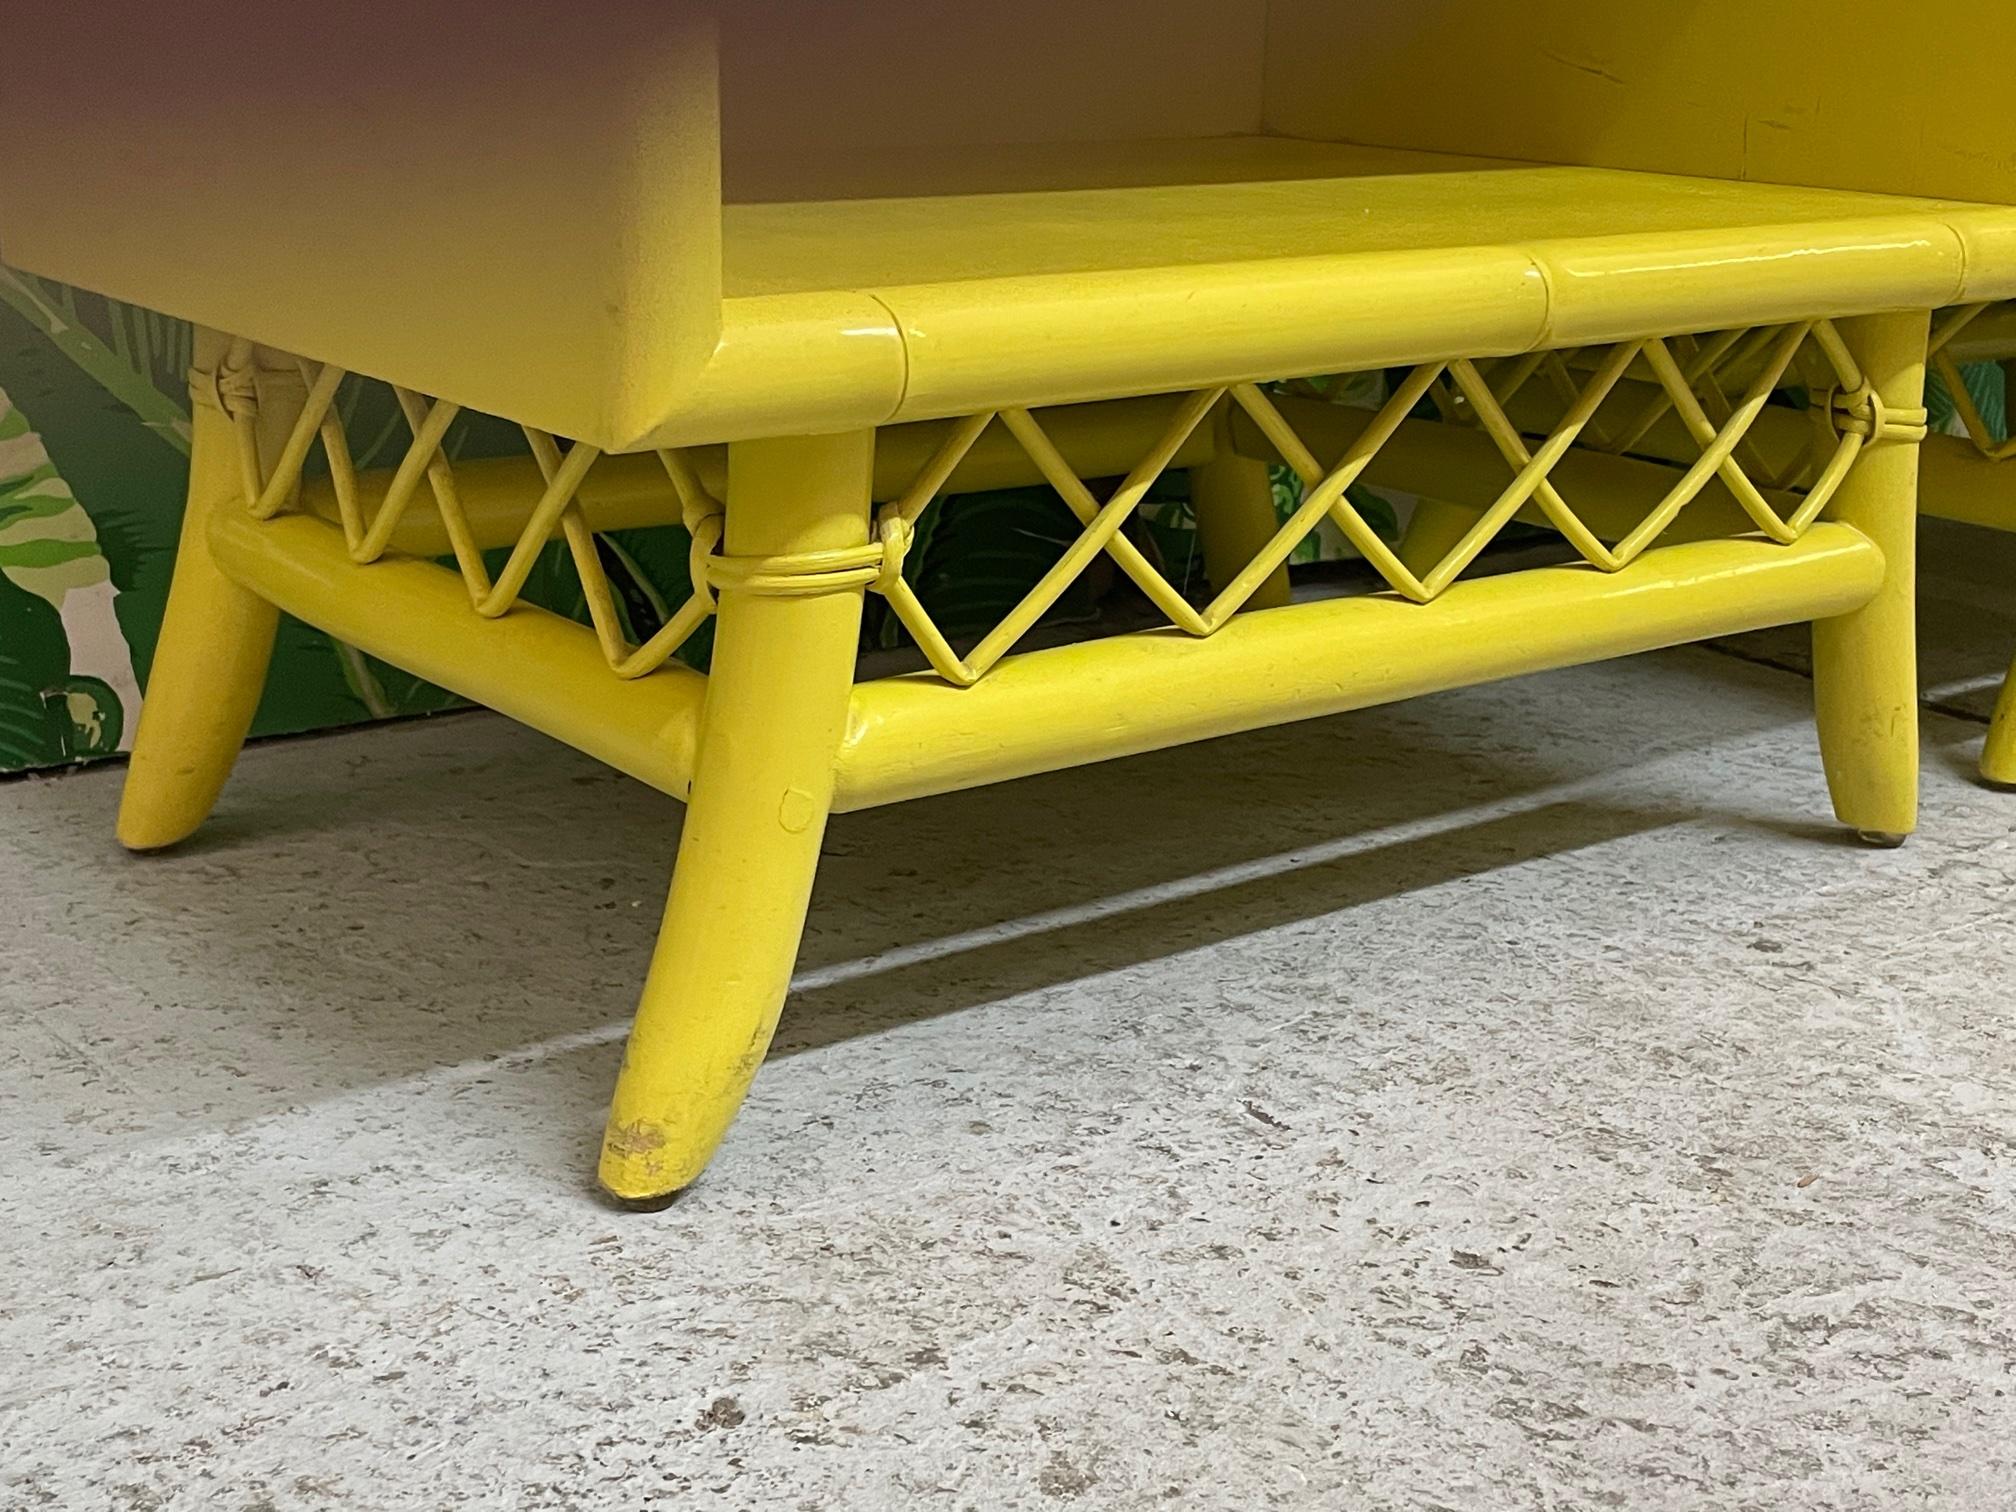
[600,1186,687,1214]
[1856,829,1908,850]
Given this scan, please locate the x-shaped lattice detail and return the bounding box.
[1929,303,2016,461]
[217,318,1918,690]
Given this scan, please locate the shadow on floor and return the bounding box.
[33,647,1843,1151]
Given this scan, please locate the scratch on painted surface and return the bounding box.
[1541,48,1625,87]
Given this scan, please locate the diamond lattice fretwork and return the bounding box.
[214,319,1922,689]
[1928,302,2016,460]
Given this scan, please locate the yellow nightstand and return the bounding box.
[8,3,2013,1200]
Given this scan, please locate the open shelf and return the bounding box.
[12,4,2016,448]
[723,132,1995,297]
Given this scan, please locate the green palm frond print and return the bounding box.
[1927,359,2008,444]
[0,267,192,454]
[0,383,138,765]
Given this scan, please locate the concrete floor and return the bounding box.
[4,519,2016,1510]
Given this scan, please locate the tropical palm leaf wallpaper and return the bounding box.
[0,262,1998,775]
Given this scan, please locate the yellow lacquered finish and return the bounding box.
[1910,300,2016,784]
[10,14,2016,446]
[105,309,1951,1206]
[1395,497,1487,583]
[207,509,708,802]
[1190,406,1292,612]
[598,432,875,1203]
[1983,674,2016,789]
[1811,314,1927,842]
[115,335,302,850]
[1491,299,2015,796]
[16,2,2011,1199]
[834,527,1886,811]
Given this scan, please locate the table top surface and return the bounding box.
[723,135,2002,297]
[19,129,2015,448]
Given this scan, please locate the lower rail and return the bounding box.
[209,510,708,798]
[213,510,1883,816]
[833,526,1883,809]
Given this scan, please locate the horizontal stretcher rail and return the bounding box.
[829,526,1884,810]
[297,395,1217,559]
[207,509,707,799]
[210,509,1882,818]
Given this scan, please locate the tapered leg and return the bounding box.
[1982,361,2016,786]
[1982,669,2016,787]
[1190,414,1290,609]
[1396,495,1485,580]
[599,430,874,1204]
[1812,311,1928,844]
[117,333,300,850]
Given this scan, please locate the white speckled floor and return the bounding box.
[5,520,2016,1511]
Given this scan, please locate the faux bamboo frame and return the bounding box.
[6,5,2007,1201]
[119,308,1929,1204]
